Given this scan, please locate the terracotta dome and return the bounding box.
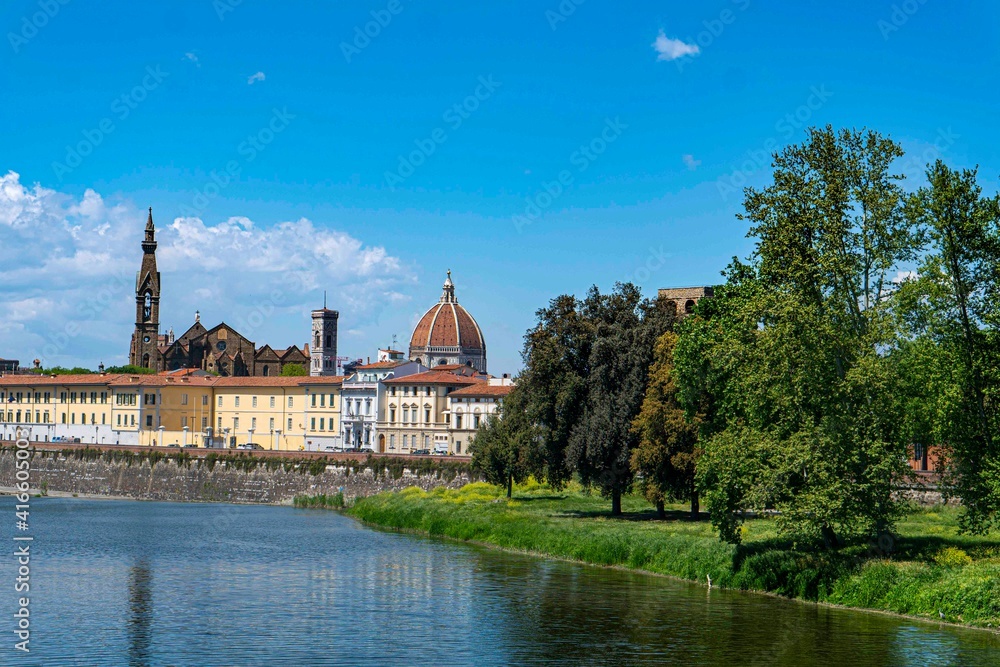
[409,271,487,372]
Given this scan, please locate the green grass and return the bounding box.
[348,482,1000,629]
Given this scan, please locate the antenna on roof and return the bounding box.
[324,290,327,309]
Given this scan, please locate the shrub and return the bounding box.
[933,546,973,568]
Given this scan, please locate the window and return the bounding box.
[202,395,209,406]
[389,408,396,422]
[181,394,189,405]
[251,417,257,430]
[269,418,274,430]
[403,435,408,448]
[70,392,77,403]
[288,397,293,408]
[455,414,463,429]
[117,415,122,426]
[424,435,430,448]
[146,415,153,427]
[311,394,317,408]
[252,396,257,408]
[234,397,240,408]
[287,417,293,430]
[218,396,223,408]
[456,441,462,454]
[425,409,431,424]
[330,394,336,408]
[101,413,105,425]
[319,418,325,431]
[130,415,135,426]
[60,392,67,403]
[474,415,481,429]
[90,392,97,403]
[269,396,275,408]
[390,434,396,448]
[43,411,49,423]
[218,417,222,430]
[365,400,371,416]
[320,394,325,408]
[71,413,75,424]
[182,416,188,428]
[390,387,396,396]
[62,414,67,424]
[100,392,107,404]
[425,387,431,397]
[201,417,208,429]
[234,418,239,430]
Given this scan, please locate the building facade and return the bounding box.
[657,286,714,317]
[340,356,426,451]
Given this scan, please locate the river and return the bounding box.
[0,498,996,666]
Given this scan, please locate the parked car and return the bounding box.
[71,437,81,443]
[240,443,263,450]
[411,449,431,456]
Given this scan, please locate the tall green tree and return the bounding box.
[679,126,918,545]
[517,294,594,488]
[470,388,535,498]
[568,284,673,515]
[902,161,1000,533]
[631,330,702,519]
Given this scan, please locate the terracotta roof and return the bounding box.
[410,301,485,351]
[297,376,345,385]
[355,360,407,370]
[383,370,482,386]
[108,375,217,387]
[448,383,514,398]
[212,377,306,388]
[0,374,121,386]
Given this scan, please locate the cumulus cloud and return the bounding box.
[652,30,700,61]
[247,71,266,84]
[0,170,413,368]
[682,154,701,171]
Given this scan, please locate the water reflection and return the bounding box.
[127,560,153,667]
[5,498,998,667]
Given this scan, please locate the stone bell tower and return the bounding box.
[129,208,162,369]
[310,297,339,376]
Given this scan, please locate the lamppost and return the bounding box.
[270,428,274,451]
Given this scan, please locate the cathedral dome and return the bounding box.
[409,271,487,371]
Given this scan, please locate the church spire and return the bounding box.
[142,207,157,253]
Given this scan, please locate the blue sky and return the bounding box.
[1,1,999,373]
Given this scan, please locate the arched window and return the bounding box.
[685,299,696,314]
[315,333,321,347]
[262,365,270,376]
[325,334,332,347]
[142,353,150,368]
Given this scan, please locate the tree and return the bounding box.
[902,161,1000,533]
[680,127,918,545]
[568,284,673,515]
[280,363,307,377]
[517,294,594,489]
[103,364,155,374]
[631,331,702,519]
[470,388,534,498]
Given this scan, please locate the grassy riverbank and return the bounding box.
[348,482,1000,629]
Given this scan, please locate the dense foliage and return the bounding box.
[474,125,1000,545]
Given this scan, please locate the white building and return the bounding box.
[340,356,425,450]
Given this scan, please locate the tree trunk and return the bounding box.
[611,488,622,516]
[656,499,665,520]
[690,491,699,520]
[506,472,513,499]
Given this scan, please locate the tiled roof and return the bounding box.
[297,376,346,385]
[383,370,482,386]
[355,360,407,370]
[212,377,306,388]
[448,383,514,398]
[108,375,217,387]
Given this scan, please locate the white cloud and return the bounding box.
[682,154,701,171]
[247,71,266,85]
[0,170,414,368]
[183,52,200,67]
[652,30,700,61]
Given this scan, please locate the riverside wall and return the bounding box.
[0,449,473,504]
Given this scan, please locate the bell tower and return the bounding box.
[310,298,339,376]
[130,208,162,370]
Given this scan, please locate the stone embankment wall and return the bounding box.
[0,450,472,504]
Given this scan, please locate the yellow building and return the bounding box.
[447,381,513,453]
[0,374,116,443]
